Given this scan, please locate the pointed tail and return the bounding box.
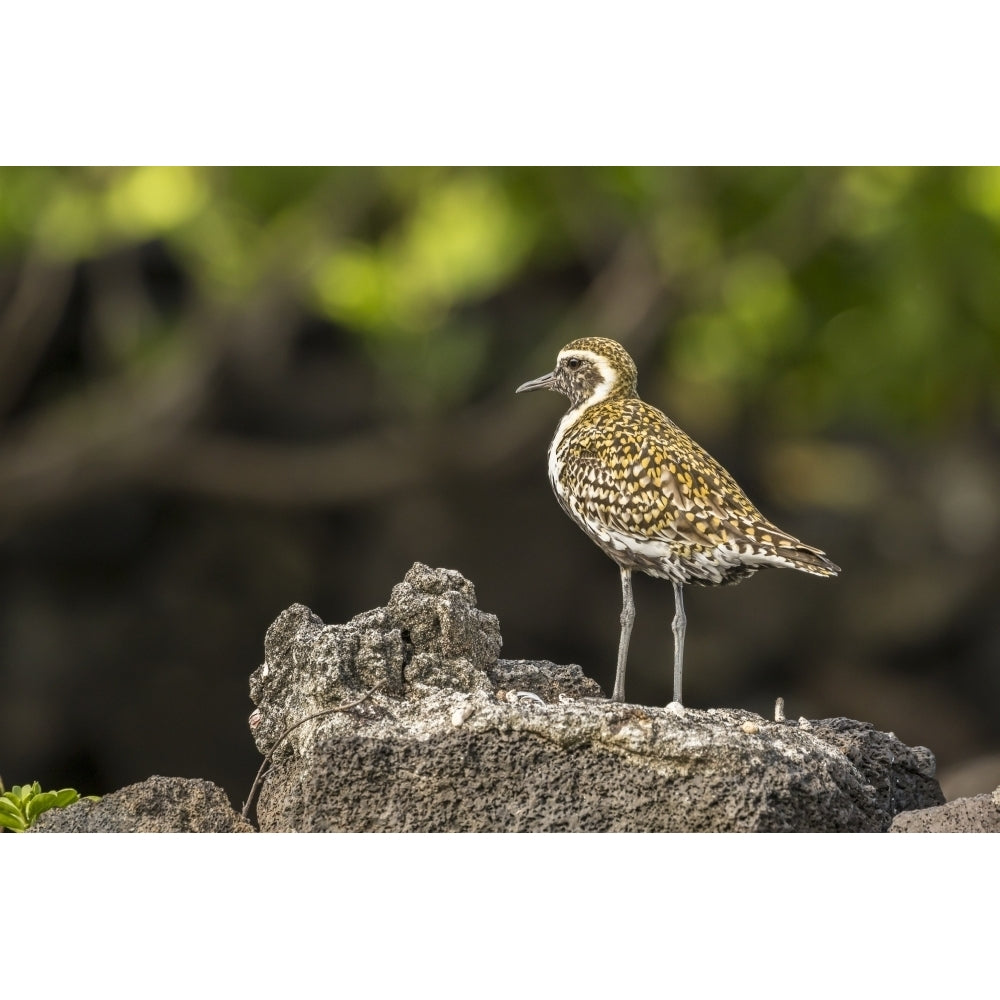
[757,523,841,577]
[785,543,840,577]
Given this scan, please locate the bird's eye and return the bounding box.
[566,357,582,371]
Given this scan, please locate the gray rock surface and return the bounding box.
[889,786,1000,832]
[805,717,942,817]
[249,562,946,832]
[28,776,253,833]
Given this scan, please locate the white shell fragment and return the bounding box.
[451,704,476,727]
[512,691,546,705]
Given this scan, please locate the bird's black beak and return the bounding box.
[515,369,558,394]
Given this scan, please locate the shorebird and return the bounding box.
[516,337,839,705]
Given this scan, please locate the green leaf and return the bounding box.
[0,784,94,829]
[0,812,27,832]
[26,791,58,822]
[0,796,25,820]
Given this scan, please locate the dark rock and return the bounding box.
[250,562,946,832]
[889,786,1000,832]
[807,717,945,815]
[28,776,253,833]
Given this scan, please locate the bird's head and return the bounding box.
[515,337,638,409]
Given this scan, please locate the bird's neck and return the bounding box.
[550,389,634,455]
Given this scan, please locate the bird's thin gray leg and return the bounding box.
[613,567,634,702]
[671,582,686,705]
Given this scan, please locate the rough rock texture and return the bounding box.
[890,786,1000,832]
[805,717,942,817]
[28,776,253,833]
[249,562,946,832]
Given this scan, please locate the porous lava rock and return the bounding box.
[249,562,946,832]
[889,786,1000,832]
[28,776,253,833]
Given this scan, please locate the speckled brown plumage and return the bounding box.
[516,336,839,705]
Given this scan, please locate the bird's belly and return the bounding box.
[589,523,759,585]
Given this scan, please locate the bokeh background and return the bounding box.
[2,166,999,809]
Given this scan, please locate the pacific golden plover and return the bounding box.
[516,337,840,705]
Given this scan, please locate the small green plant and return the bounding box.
[0,779,99,832]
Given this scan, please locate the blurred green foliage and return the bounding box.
[2,166,998,432]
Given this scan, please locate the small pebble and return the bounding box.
[742,721,759,735]
[798,717,812,730]
[451,704,476,727]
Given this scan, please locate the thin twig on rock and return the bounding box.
[241,682,383,821]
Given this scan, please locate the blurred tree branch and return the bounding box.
[0,255,74,417]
